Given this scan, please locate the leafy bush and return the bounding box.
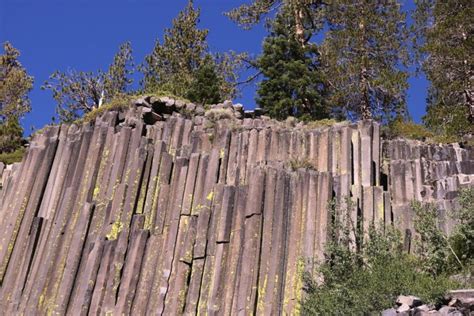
[302,198,460,315]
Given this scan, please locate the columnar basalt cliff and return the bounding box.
[0,97,473,315]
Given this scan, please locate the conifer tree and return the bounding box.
[322,0,409,121]
[141,1,208,97]
[44,42,134,122]
[185,55,222,105]
[413,0,473,137]
[226,0,326,46]
[0,42,33,153]
[141,1,240,102]
[256,8,327,120]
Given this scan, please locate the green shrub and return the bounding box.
[302,199,460,315]
[385,119,434,141]
[305,118,341,129]
[79,94,133,123]
[0,118,24,153]
[449,187,474,281]
[289,158,316,171]
[0,147,25,164]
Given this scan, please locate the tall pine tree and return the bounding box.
[322,0,409,121]
[413,0,473,137]
[256,8,327,120]
[226,0,326,46]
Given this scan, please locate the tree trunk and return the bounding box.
[294,7,306,47]
[360,66,372,120]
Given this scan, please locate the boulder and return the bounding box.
[397,295,423,308]
[397,303,411,313]
[381,308,397,316]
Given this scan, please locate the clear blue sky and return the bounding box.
[1,0,428,133]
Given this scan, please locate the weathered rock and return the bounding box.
[381,307,398,316]
[397,295,423,307]
[0,99,472,315]
[397,303,411,313]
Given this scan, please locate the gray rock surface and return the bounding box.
[0,96,472,315]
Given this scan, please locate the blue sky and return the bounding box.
[1,0,428,133]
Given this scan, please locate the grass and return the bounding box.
[305,118,342,129]
[0,147,26,164]
[76,91,193,124]
[289,158,316,171]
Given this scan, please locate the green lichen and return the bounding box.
[106,221,124,240]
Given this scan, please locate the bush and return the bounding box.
[305,118,341,130]
[449,188,474,277]
[385,119,433,141]
[0,118,24,153]
[289,158,316,171]
[204,108,235,122]
[302,199,460,315]
[0,147,25,164]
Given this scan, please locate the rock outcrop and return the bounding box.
[0,97,473,315]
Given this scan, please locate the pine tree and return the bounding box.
[256,8,327,120]
[413,0,473,137]
[104,41,134,100]
[185,55,222,105]
[141,1,208,96]
[322,0,409,121]
[226,0,326,46]
[0,42,33,153]
[141,1,241,103]
[44,42,134,122]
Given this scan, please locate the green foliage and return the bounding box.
[413,0,473,137]
[289,158,315,171]
[449,188,474,270]
[302,199,460,315]
[43,42,134,122]
[322,0,409,121]
[0,42,33,121]
[185,55,222,105]
[305,118,340,129]
[0,147,25,164]
[0,42,32,154]
[412,201,451,275]
[256,8,328,120]
[226,0,325,45]
[141,1,241,103]
[0,118,23,154]
[423,102,473,140]
[385,118,434,141]
[79,95,133,123]
[204,108,235,122]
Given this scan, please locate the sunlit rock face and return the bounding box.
[0,98,472,315]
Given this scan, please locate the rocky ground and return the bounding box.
[382,290,474,315]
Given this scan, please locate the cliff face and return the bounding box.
[0,98,473,315]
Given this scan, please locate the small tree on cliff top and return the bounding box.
[141,1,242,103]
[0,42,33,153]
[44,42,134,122]
[256,8,328,120]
